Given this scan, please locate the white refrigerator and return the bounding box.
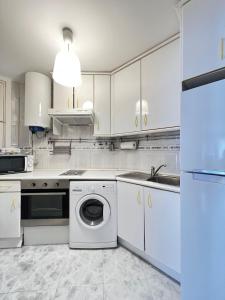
[181,78,225,300]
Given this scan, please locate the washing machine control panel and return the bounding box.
[71,182,116,195]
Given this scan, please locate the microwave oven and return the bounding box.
[0,155,33,174]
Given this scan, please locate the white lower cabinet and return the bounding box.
[117,181,144,251]
[0,181,21,239]
[117,180,180,279]
[144,187,181,274]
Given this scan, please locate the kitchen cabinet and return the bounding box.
[0,123,4,147]
[117,181,144,251]
[182,0,225,80]
[53,81,74,110]
[144,187,180,274]
[141,39,180,130]
[11,82,20,146]
[0,181,21,239]
[75,75,94,109]
[94,75,111,136]
[0,80,5,147]
[111,61,141,135]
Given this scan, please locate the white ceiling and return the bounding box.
[0,0,179,81]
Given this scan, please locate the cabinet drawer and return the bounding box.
[0,181,21,192]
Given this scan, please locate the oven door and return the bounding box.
[21,189,69,226]
[76,194,111,230]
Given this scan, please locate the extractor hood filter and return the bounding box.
[48,108,94,126]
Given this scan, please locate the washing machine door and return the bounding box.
[76,194,111,230]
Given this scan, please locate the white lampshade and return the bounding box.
[53,49,82,88]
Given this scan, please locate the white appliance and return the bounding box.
[21,180,69,246]
[25,72,51,130]
[0,154,33,174]
[181,74,225,300]
[70,181,117,248]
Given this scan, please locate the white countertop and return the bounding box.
[0,169,180,193]
[0,169,124,180]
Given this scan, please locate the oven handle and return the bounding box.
[21,192,67,196]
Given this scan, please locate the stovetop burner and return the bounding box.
[60,170,86,176]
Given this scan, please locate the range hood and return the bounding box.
[48,108,94,126]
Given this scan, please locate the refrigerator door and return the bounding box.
[181,172,225,300]
[181,79,225,172]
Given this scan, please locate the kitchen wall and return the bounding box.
[12,81,180,174]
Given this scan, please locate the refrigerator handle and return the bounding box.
[192,173,225,184]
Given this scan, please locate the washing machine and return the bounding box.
[69,181,117,248]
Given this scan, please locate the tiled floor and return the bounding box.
[0,245,180,300]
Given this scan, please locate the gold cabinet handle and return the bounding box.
[220,38,225,60]
[147,193,152,208]
[136,191,141,205]
[135,116,139,128]
[11,198,16,211]
[144,114,148,126]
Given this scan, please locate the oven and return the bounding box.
[21,180,69,226]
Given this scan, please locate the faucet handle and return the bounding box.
[150,166,155,177]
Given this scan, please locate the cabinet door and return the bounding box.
[0,192,21,238]
[94,75,111,136]
[182,0,225,80]
[144,187,180,273]
[141,39,180,130]
[0,80,5,122]
[75,75,94,109]
[53,81,74,110]
[0,123,4,148]
[117,181,144,251]
[111,61,141,134]
[0,81,5,147]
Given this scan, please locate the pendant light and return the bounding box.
[53,28,81,88]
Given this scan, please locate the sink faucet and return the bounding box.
[150,164,167,178]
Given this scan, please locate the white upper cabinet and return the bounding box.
[53,81,74,110]
[117,181,144,251]
[182,0,225,80]
[141,39,180,130]
[75,75,94,109]
[94,75,111,136]
[144,187,180,275]
[111,61,141,135]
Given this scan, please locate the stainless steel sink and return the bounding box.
[147,175,180,186]
[119,172,151,181]
[119,172,180,187]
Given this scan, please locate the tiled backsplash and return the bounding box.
[14,81,180,174]
[24,127,180,174]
